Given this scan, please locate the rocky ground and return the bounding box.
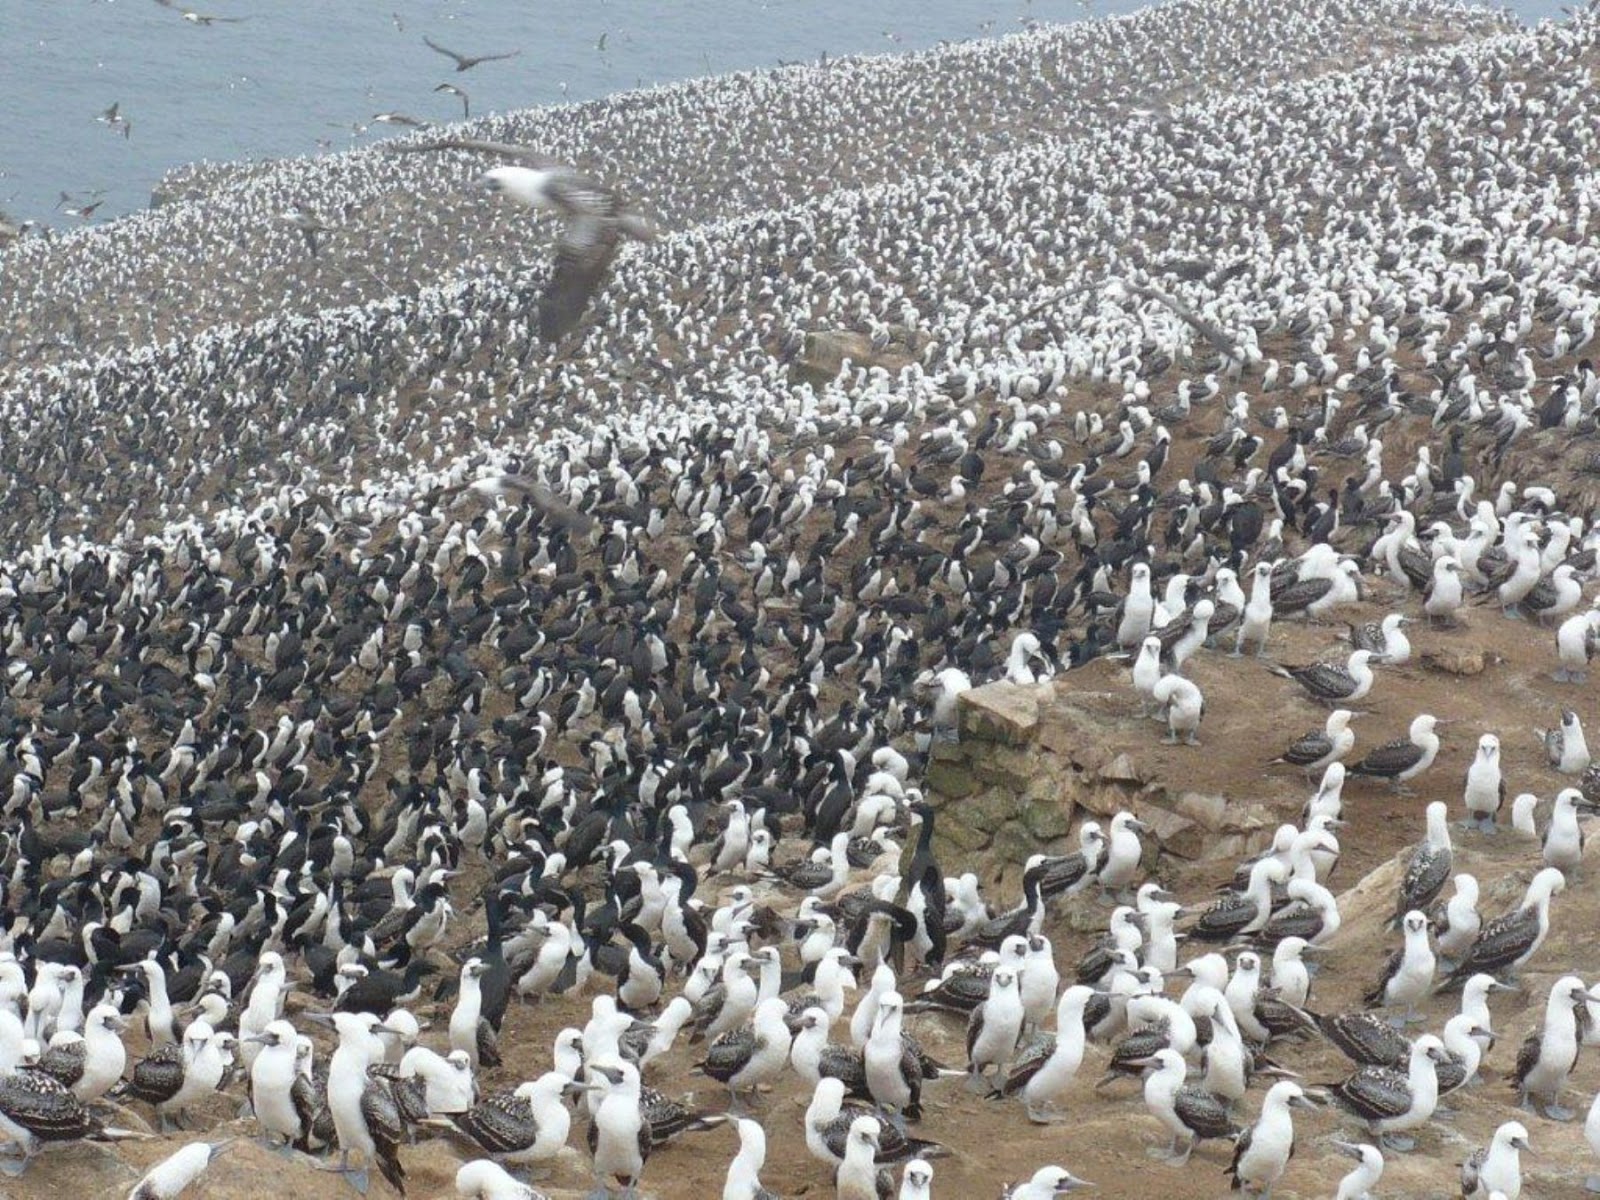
[16,592,1600,1200]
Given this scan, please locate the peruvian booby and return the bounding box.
[1350,714,1444,790]
[1136,1047,1240,1163]
[1326,1033,1447,1152]
[1460,1120,1530,1200]
[1227,1079,1316,1197]
[389,138,655,342]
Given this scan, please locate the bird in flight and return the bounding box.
[433,83,470,119]
[155,0,247,23]
[373,112,429,129]
[390,138,655,342]
[97,102,131,139]
[422,36,521,72]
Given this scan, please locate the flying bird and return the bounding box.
[433,83,470,119]
[155,0,247,23]
[422,36,521,72]
[97,102,131,139]
[389,137,656,342]
[373,112,429,129]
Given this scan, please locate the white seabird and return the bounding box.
[1332,1140,1384,1200]
[1460,1120,1530,1200]
[454,1159,543,1200]
[1511,975,1585,1121]
[1364,910,1435,1026]
[992,984,1094,1122]
[1227,1079,1316,1197]
[391,137,656,342]
[966,968,1025,1090]
[1537,708,1591,773]
[1002,1164,1096,1197]
[126,1140,234,1200]
[899,1158,934,1200]
[1434,874,1481,963]
[1350,714,1444,790]
[1326,1033,1448,1152]
[1542,787,1590,875]
[1136,1047,1239,1164]
[1442,867,1565,986]
[724,1117,774,1200]
[1461,734,1504,831]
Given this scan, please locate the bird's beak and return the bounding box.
[1488,981,1518,994]
[1288,1093,1319,1110]
[242,1034,271,1045]
[1330,1139,1366,1160]
[1514,1137,1533,1153]
[303,1012,335,1027]
[1056,1175,1094,1193]
[207,1138,238,1161]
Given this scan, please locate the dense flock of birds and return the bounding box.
[3,0,1600,1197]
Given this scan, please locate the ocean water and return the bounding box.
[0,0,1559,229]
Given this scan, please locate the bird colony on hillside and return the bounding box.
[2,0,1600,1197]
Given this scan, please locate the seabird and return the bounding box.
[1271,709,1356,775]
[390,138,656,341]
[1349,714,1444,790]
[1363,910,1435,1026]
[125,1140,235,1200]
[1227,1079,1317,1198]
[1511,975,1586,1120]
[1270,649,1379,705]
[0,1070,138,1176]
[1441,867,1566,986]
[900,1159,934,1200]
[422,36,521,72]
[1326,1033,1449,1152]
[1001,1165,1096,1197]
[697,996,793,1112]
[1460,1120,1530,1200]
[1542,786,1591,875]
[1434,874,1482,964]
[990,985,1094,1122]
[1136,1047,1240,1164]
[1461,734,1504,831]
[246,1019,318,1154]
[433,83,471,119]
[1331,1140,1385,1200]
[317,1010,408,1195]
[803,1077,948,1168]
[1538,708,1592,775]
[453,1159,544,1200]
[724,1117,777,1200]
[1391,802,1453,926]
[446,1071,577,1167]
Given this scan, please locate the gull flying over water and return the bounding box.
[391,137,656,342]
[422,36,521,72]
[154,0,248,24]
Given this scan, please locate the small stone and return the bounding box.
[1175,791,1228,831]
[1022,796,1074,841]
[1422,645,1487,676]
[926,760,977,800]
[1134,806,1202,859]
[1098,752,1144,784]
[959,683,1041,746]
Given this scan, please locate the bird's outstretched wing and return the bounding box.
[541,215,623,342]
[444,474,597,535]
[386,136,566,170]
[422,36,469,66]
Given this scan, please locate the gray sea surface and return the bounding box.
[0,0,1559,229]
